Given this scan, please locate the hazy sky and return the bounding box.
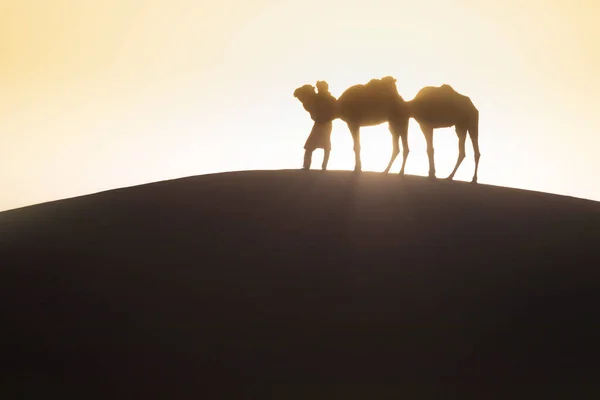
[1,0,599,211]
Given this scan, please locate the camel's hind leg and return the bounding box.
[446,126,467,181]
[348,123,362,172]
[399,132,410,175]
[420,124,436,179]
[385,119,410,176]
[383,123,400,174]
[468,109,481,183]
[469,129,481,184]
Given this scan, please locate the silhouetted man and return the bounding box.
[303,80,337,170]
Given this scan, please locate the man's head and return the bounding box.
[316,81,329,93]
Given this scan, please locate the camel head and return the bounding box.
[293,84,316,105]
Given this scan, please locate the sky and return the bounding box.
[1,0,599,211]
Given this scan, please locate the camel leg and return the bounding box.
[322,149,330,171]
[303,150,313,170]
[398,118,410,176]
[470,131,481,184]
[383,124,400,174]
[420,124,436,179]
[349,123,362,172]
[446,127,467,181]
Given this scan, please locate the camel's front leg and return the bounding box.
[349,123,362,172]
[420,124,436,179]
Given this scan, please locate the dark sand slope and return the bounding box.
[1,170,599,394]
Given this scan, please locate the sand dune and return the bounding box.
[2,170,599,396]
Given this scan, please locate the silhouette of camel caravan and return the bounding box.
[294,77,480,183]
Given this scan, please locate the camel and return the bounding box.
[405,84,481,183]
[336,76,411,174]
[336,78,480,183]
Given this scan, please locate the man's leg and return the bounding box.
[322,149,330,170]
[303,149,313,169]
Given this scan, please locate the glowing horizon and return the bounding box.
[1,0,599,212]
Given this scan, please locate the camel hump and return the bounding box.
[366,76,397,91]
[414,84,462,101]
[363,76,401,101]
[338,75,402,106]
